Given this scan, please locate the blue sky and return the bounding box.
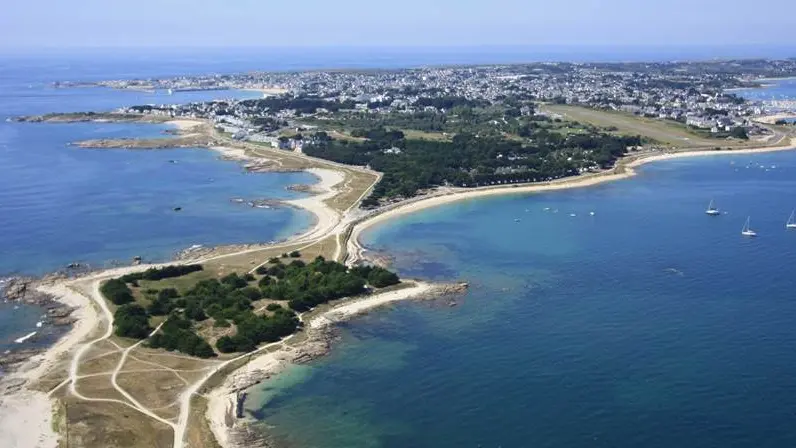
[1,0,794,49]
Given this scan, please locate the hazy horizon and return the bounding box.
[2,0,795,50]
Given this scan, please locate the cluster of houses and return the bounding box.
[113,60,796,147]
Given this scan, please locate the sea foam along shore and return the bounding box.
[0,158,345,448]
[0,282,97,448]
[205,281,435,448]
[2,137,794,448]
[346,139,796,264]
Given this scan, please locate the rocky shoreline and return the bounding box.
[14,112,169,124]
[211,281,469,448]
[286,183,323,194]
[0,277,77,375]
[73,134,218,150]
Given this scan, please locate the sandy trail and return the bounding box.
[4,138,794,448]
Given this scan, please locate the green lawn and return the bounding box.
[542,104,739,148]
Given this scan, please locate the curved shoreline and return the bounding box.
[205,281,441,448]
[346,142,796,264]
[1,135,794,447]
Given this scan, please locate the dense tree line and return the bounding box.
[305,126,641,206]
[350,265,401,288]
[258,256,399,312]
[415,96,489,110]
[119,264,203,283]
[101,279,134,305]
[350,127,404,141]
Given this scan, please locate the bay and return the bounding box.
[248,151,796,448]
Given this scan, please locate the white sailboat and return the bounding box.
[787,210,796,229]
[705,200,720,216]
[741,217,757,237]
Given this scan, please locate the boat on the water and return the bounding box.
[741,217,757,237]
[787,210,796,229]
[706,200,720,216]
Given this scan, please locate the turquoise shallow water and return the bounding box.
[247,151,796,448]
[0,61,311,353]
[0,121,315,276]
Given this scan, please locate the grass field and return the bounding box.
[401,129,451,141]
[542,104,742,148]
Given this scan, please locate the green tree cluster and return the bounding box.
[114,304,152,339]
[120,264,203,283]
[101,279,134,305]
[148,314,216,358]
[305,126,641,205]
[259,257,365,312]
[215,307,299,353]
[350,265,400,288]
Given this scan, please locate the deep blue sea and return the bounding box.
[0,58,317,353]
[3,48,796,445]
[247,152,796,448]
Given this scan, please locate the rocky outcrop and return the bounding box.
[0,349,41,374]
[73,134,218,149]
[2,278,75,319]
[2,277,30,301]
[227,423,275,448]
[286,184,322,194]
[14,112,160,123]
[243,160,302,174]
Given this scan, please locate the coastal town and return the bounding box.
[3,55,796,448]
[88,58,796,147]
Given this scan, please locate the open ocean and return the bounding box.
[247,151,796,448]
[2,48,796,446]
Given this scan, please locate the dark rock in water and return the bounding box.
[286,183,316,193]
[132,256,142,265]
[173,206,182,211]
[2,277,30,300]
[48,307,76,326]
[65,262,91,272]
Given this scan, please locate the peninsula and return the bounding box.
[2,57,796,448]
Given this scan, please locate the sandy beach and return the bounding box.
[0,282,98,448]
[284,168,345,242]
[210,145,258,162]
[347,141,796,263]
[0,391,58,448]
[3,136,795,448]
[167,119,204,132]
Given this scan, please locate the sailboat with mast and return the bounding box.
[705,200,720,216]
[741,217,757,237]
[787,210,796,229]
